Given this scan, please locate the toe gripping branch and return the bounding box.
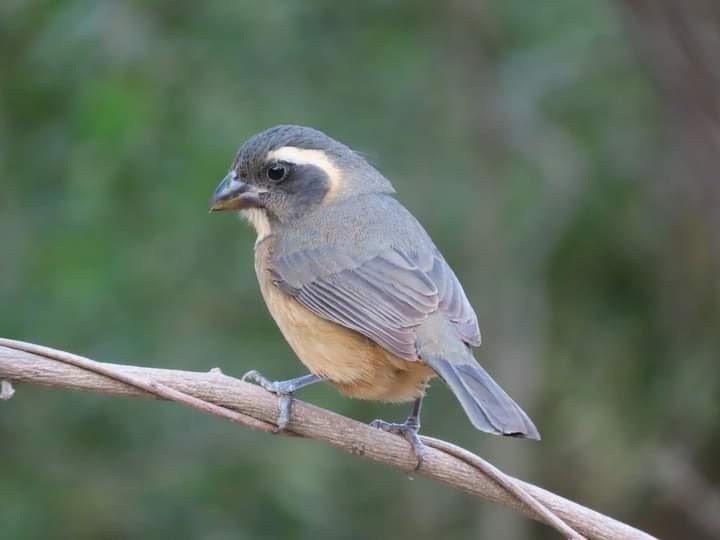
[241,370,321,431]
[371,397,427,470]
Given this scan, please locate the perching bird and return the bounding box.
[209,125,539,461]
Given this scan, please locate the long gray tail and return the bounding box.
[421,345,540,440]
[424,353,540,439]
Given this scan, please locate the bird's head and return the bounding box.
[209,125,394,234]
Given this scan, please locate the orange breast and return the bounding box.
[254,239,435,402]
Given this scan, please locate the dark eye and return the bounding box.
[267,164,287,182]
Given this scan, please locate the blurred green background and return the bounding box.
[2,1,719,539]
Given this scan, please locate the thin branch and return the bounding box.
[421,436,584,539]
[0,338,655,540]
[0,340,277,434]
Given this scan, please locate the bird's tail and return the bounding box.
[418,323,540,439]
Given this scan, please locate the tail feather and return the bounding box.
[423,352,540,440]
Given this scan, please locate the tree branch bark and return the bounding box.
[0,339,654,540]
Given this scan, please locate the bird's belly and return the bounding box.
[255,241,434,402]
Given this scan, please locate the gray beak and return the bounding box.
[208,172,264,212]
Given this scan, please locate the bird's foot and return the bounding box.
[241,370,295,431]
[370,417,427,470]
[241,370,320,432]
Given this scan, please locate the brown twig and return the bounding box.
[0,339,277,433]
[0,338,655,540]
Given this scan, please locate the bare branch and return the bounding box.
[0,338,655,540]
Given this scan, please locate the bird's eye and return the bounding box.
[267,164,287,182]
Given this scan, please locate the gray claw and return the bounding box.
[277,394,292,431]
[371,418,427,470]
[242,370,272,389]
[240,371,322,432]
[241,370,292,432]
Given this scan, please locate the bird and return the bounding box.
[209,125,539,463]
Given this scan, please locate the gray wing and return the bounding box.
[269,244,481,361]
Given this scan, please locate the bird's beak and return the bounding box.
[208,172,264,212]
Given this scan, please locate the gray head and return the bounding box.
[209,125,394,229]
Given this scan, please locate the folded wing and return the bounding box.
[270,244,481,360]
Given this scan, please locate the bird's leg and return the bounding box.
[241,371,321,431]
[371,396,427,469]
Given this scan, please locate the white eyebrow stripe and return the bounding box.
[266,146,342,204]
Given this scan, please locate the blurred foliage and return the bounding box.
[1,1,718,539]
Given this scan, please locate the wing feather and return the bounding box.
[271,244,480,360]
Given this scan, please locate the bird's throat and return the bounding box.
[241,208,272,244]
